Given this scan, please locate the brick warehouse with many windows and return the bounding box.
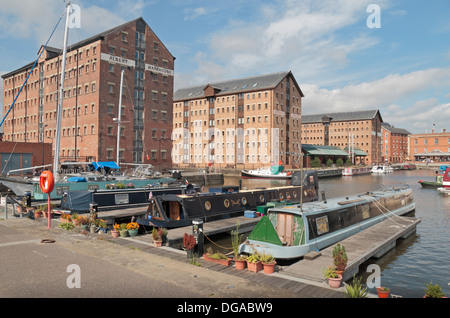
[2,17,174,168]
[172,71,304,169]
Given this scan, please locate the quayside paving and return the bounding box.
[0,216,352,298]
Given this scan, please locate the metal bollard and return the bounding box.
[192,219,204,256]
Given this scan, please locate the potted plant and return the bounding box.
[119,223,128,237]
[203,251,232,266]
[36,205,46,218]
[111,223,120,238]
[60,213,72,223]
[376,286,390,298]
[260,252,277,274]
[98,219,108,234]
[79,216,89,231]
[33,207,41,220]
[126,222,139,237]
[183,233,196,259]
[322,266,342,288]
[71,213,80,226]
[344,275,368,298]
[246,252,263,273]
[152,227,164,247]
[332,243,347,274]
[424,281,446,298]
[231,222,247,270]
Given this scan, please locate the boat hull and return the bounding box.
[241,170,291,179]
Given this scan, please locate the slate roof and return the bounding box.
[2,17,174,79]
[174,71,303,101]
[381,122,411,135]
[302,110,382,123]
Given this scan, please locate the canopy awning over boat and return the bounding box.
[90,161,120,170]
[303,144,349,156]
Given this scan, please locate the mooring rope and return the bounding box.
[362,195,411,228]
[202,232,233,250]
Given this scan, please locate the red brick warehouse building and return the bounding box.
[2,17,174,169]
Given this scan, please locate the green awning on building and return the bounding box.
[344,147,368,156]
[302,144,349,156]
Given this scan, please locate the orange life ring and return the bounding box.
[40,171,55,193]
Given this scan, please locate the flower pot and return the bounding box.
[90,225,97,233]
[111,230,120,238]
[80,224,89,231]
[154,240,163,247]
[203,253,232,266]
[34,211,42,220]
[328,275,343,288]
[377,287,390,298]
[128,229,139,237]
[262,261,277,274]
[234,258,247,270]
[186,249,194,259]
[119,229,128,237]
[247,260,263,273]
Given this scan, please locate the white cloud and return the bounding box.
[184,7,208,21]
[300,67,450,133]
[177,0,389,89]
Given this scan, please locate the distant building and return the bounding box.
[301,110,383,165]
[1,17,174,169]
[381,123,410,163]
[172,71,304,169]
[409,128,450,162]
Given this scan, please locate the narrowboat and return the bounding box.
[342,167,371,176]
[59,183,201,213]
[137,171,319,228]
[239,186,415,259]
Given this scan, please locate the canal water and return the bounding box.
[206,169,449,298]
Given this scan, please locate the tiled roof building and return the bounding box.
[172,71,304,169]
[2,18,174,168]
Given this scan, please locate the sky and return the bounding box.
[0,0,449,134]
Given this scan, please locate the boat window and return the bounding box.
[316,216,329,235]
[149,200,163,220]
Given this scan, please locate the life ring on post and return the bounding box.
[40,171,55,194]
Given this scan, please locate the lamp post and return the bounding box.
[158,137,163,172]
[42,124,48,165]
[74,134,83,162]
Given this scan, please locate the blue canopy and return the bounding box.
[91,161,120,170]
[67,176,87,182]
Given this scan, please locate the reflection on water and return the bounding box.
[206,169,450,298]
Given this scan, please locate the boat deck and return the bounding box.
[282,216,420,282]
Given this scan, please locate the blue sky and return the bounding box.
[1,0,449,134]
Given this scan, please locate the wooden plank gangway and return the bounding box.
[281,216,421,282]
